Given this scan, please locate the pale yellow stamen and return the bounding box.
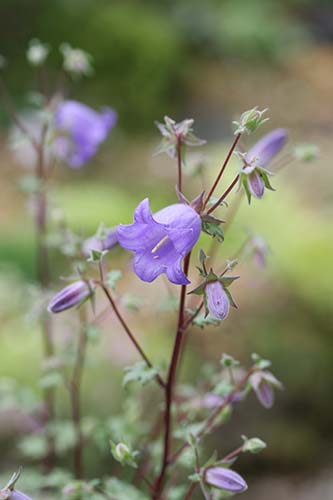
[151,235,169,254]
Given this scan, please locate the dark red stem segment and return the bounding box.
[153,253,191,499]
[206,174,240,215]
[203,133,241,209]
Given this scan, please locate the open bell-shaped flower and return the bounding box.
[117,198,201,285]
[54,100,117,168]
[240,128,287,203]
[48,280,95,314]
[204,466,248,493]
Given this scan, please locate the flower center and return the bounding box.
[151,235,169,256]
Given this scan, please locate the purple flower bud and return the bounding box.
[117,198,201,285]
[205,467,248,493]
[205,281,230,320]
[247,170,265,199]
[54,100,117,168]
[250,370,283,409]
[82,228,118,256]
[48,280,94,314]
[246,128,287,167]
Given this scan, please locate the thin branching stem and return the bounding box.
[203,133,241,210]
[99,264,165,389]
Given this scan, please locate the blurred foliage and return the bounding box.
[1,0,332,129]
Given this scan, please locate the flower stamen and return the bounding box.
[151,235,169,254]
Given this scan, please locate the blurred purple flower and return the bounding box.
[54,100,117,168]
[246,128,287,167]
[82,228,118,256]
[240,128,287,202]
[205,466,248,493]
[250,370,283,409]
[48,280,94,314]
[117,198,201,285]
[205,281,230,320]
[0,489,32,500]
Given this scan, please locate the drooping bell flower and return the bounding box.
[48,280,94,314]
[117,198,201,285]
[250,370,283,409]
[205,466,248,493]
[82,227,118,257]
[205,281,230,320]
[54,100,117,168]
[190,267,239,321]
[240,128,287,203]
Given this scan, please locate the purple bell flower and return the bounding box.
[82,228,118,256]
[205,467,248,493]
[205,281,230,320]
[241,128,287,202]
[54,100,117,168]
[250,370,283,409]
[117,198,201,285]
[48,280,94,314]
[246,128,287,167]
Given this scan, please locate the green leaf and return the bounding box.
[39,371,63,389]
[123,361,158,387]
[193,313,221,329]
[202,221,224,242]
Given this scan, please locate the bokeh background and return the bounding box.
[1,0,333,498]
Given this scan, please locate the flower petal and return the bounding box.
[205,467,248,492]
[248,170,265,198]
[246,128,287,167]
[205,281,230,320]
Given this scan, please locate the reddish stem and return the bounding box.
[153,253,191,498]
[206,175,240,215]
[203,133,241,209]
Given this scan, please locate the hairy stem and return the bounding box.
[70,307,88,478]
[35,123,57,471]
[153,253,191,498]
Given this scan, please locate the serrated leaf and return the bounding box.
[202,221,224,242]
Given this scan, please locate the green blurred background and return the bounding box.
[0,0,333,498]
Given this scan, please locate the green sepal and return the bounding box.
[260,171,275,191]
[241,175,252,204]
[219,275,240,288]
[223,287,238,309]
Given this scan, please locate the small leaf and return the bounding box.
[123,361,158,387]
[106,270,122,290]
